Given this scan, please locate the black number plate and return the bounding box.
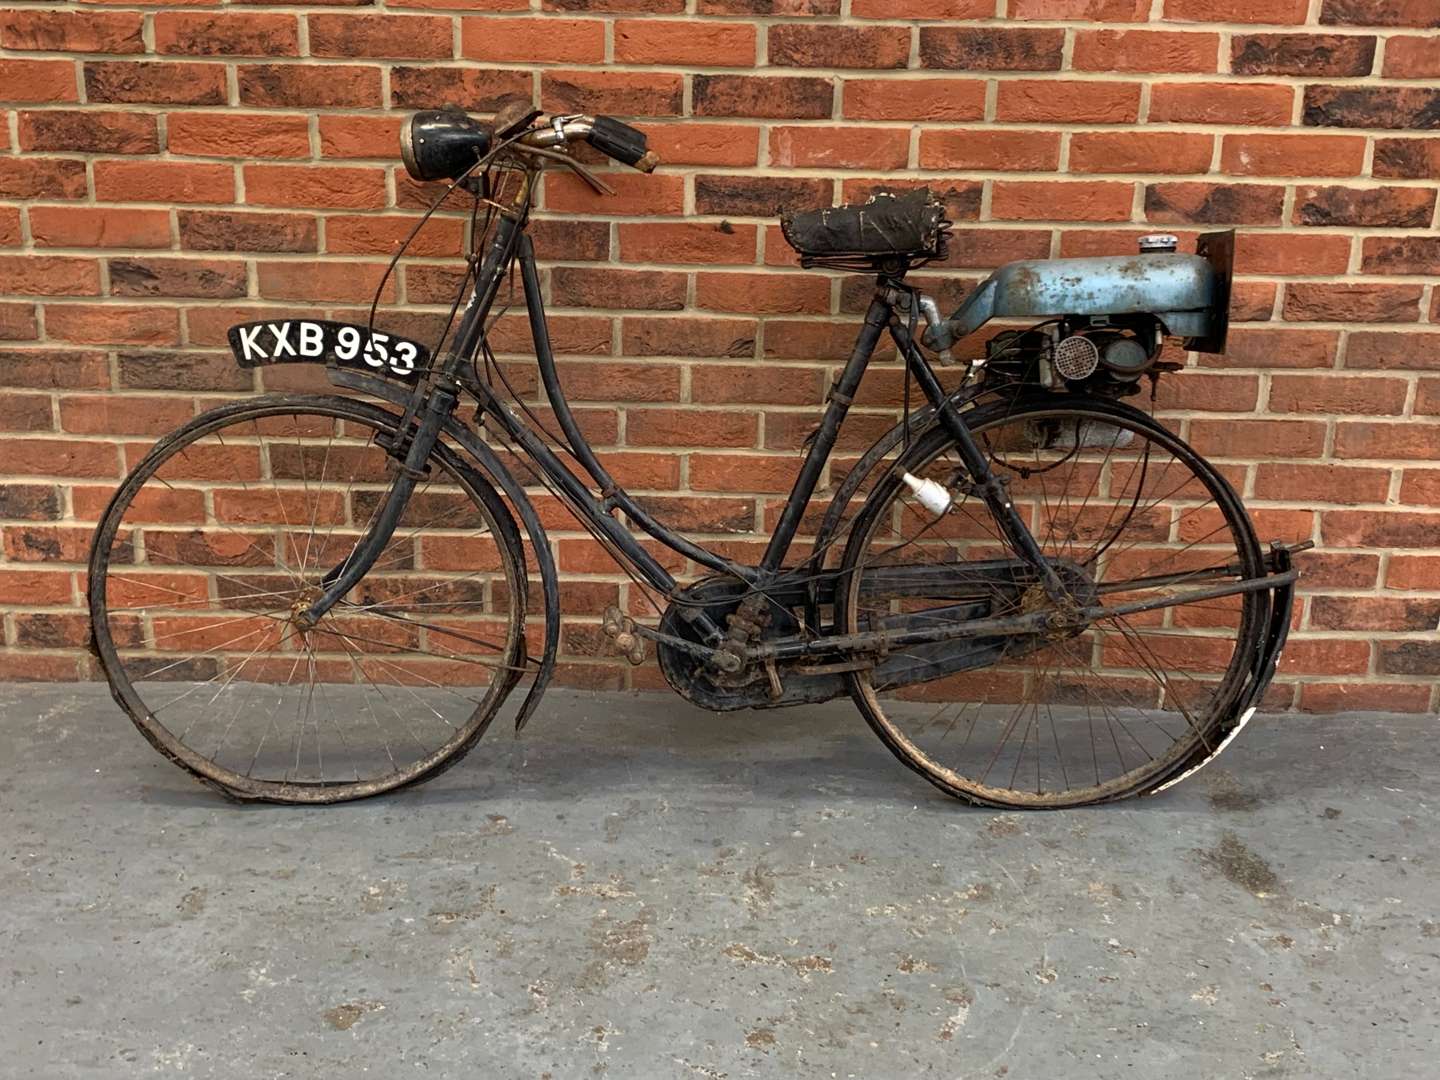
[227,319,429,383]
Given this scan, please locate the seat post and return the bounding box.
[758,291,893,575]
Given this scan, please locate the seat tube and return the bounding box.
[759,292,891,574]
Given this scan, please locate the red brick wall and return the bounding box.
[1,0,1437,711]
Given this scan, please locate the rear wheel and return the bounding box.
[88,394,528,804]
[838,395,1265,808]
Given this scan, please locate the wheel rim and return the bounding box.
[844,401,1263,808]
[90,399,526,801]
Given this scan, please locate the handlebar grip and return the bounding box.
[587,116,660,173]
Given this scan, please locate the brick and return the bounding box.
[1387,555,1440,590]
[94,161,234,205]
[853,0,989,12]
[109,257,245,299]
[117,352,252,393]
[542,70,684,117]
[153,13,299,56]
[389,66,532,110]
[1072,30,1219,73]
[243,165,385,210]
[695,175,830,218]
[992,181,1133,222]
[1328,510,1440,552]
[0,60,78,103]
[842,78,985,122]
[84,61,225,106]
[238,64,383,108]
[919,130,1060,172]
[919,28,1064,71]
[1154,371,1258,411]
[1220,134,1365,178]
[0,210,18,248]
[552,267,686,310]
[693,75,832,120]
[44,306,180,347]
[60,395,195,436]
[544,171,685,216]
[1360,236,1440,276]
[1335,422,1440,461]
[0,484,62,520]
[614,20,754,66]
[1069,132,1213,174]
[695,0,833,12]
[1010,0,1147,17]
[552,361,681,402]
[940,228,1051,269]
[771,126,909,170]
[4,438,120,479]
[1234,233,1351,276]
[1303,87,1440,130]
[1269,373,1408,415]
[1401,469,1440,506]
[257,261,395,304]
[694,364,825,406]
[628,408,756,448]
[1254,463,1391,504]
[1165,0,1308,21]
[0,304,39,341]
[314,14,452,58]
[1384,36,1440,79]
[1285,283,1423,323]
[168,112,310,159]
[1321,0,1440,28]
[622,316,756,357]
[317,116,403,160]
[325,214,463,257]
[690,453,801,494]
[1151,83,1293,126]
[0,10,144,53]
[0,570,74,605]
[462,17,603,63]
[1345,332,1440,370]
[1203,328,1339,369]
[1145,183,1285,226]
[996,81,1140,124]
[0,159,87,201]
[0,350,110,390]
[1232,33,1376,77]
[636,122,759,167]
[769,25,908,69]
[1188,418,1326,458]
[1300,681,1432,713]
[1294,185,1437,228]
[1419,377,1440,415]
[695,272,829,314]
[530,219,610,261]
[18,110,158,155]
[617,222,756,265]
[0,257,99,297]
[0,394,53,433]
[178,210,317,253]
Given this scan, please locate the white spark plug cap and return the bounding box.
[901,472,953,515]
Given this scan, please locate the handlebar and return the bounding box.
[520,114,659,173]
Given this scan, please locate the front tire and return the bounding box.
[88,394,528,804]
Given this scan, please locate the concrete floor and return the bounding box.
[2,684,1436,1079]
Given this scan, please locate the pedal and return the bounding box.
[601,605,647,666]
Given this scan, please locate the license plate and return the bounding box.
[227,319,429,383]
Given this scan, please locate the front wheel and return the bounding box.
[88,394,529,804]
[838,395,1266,808]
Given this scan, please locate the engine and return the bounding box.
[981,313,1166,399]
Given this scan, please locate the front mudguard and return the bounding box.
[330,369,560,732]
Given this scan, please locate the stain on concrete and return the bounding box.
[177,886,206,919]
[1199,830,1281,896]
[322,1000,384,1030]
[723,943,833,978]
[1206,771,1263,812]
[744,1028,776,1051]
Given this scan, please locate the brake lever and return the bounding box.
[518,143,614,196]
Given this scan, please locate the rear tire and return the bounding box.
[88,394,528,804]
[837,394,1266,808]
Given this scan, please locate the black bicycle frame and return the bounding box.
[301,181,1074,635]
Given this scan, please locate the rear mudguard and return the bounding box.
[330,369,559,732]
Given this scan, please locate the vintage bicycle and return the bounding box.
[87,102,1304,807]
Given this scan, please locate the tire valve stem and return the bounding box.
[901,472,954,515]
